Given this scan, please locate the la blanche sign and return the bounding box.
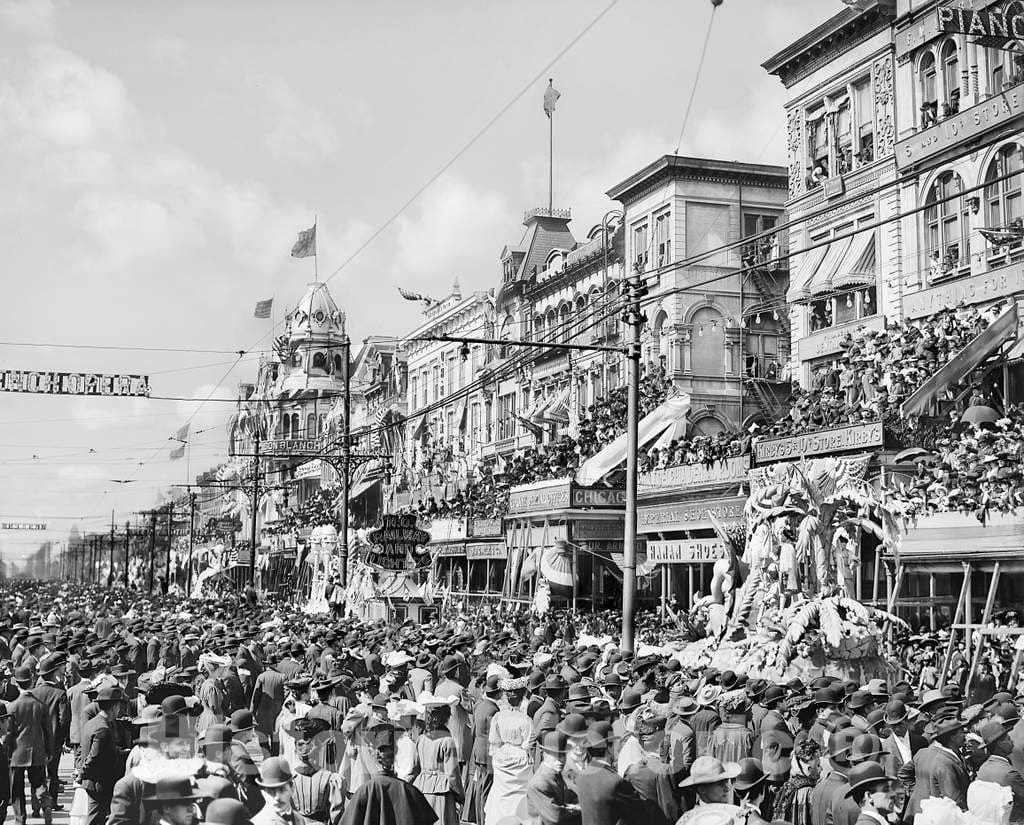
[647,539,727,564]
[263,438,325,456]
[639,455,749,492]
[0,371,150,397]
[753,421,884,464]
[365,514,431,571]
[509,477,625,514]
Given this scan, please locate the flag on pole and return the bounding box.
[253,298,273,319]
[169,443,186,461]
[174,423,190,443]
[291,224,317,258]
[397,287,429,303]
[543,79,560,118]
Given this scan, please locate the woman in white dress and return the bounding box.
[484,676,534,825]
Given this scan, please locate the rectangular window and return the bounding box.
[632,221,649,271]
[470,403,481,448]
[410,375,418,412]
[836,99,853,173]
[686,202,730,266]
[497,393,516,440]
[431,366,440,402]
[654,210,671,266]
[447,355,456,394]
[854,79,874,165]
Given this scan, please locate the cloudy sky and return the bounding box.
[0,0,828,568]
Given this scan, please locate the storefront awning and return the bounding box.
[575,395,691,486]
[537,386,569,424]
[348,476,380,502]
[901,303,1019,417]
[807,235,854,297]
[786,245,828,303]
[831,231,875,291]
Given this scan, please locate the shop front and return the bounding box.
[638,455,749,609]
[429,517,506,603]
[504,477,625,610]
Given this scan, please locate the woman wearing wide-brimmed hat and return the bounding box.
[412,693,463,825]
[677,756,742,825]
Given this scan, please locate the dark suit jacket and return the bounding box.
[881,731,926,776]
[900,743,969,816]
[32,680,70,750]
[471,696,500,771]
[532,698,562,751]
[575,762,649,825]
[80,712,121,792]
[250,668,286,735]
[809,767,849,825]
[8,689,52,767]
[528,765,581,825]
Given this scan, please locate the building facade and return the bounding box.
[607,156,790,433]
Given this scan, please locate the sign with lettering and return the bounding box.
[509,478,572,514]
[570,486,626,508]
[572,519,624,540]
[637,495,746,534]
[365,514,432,570]
[647,539,727,564]
[468,518,503,537]
[1,523,46,531]
[263,438,324,456]
[903,262,1024,319]
[639,456,749,493]
[936,2,1024,44]
[216,517,241,535]
[0,371,150,397]
[433,543,465,558]
[800,314,885,360]
[896,82,1024,170]
[294,460,322,480]
[427,518,467,543]
[753,422,884,464]
[466,542,507,560]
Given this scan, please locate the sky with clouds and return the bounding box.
[0,0,828,569]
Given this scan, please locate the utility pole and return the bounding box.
[89,536,96,584]
[109,510,116,587]
[187,490,197,597]
[165,502,173,594]
[148,511,157,594]
[338,336,351,587]
[124,521,131,590]
[249,431,260,588]
[621,260,644,655]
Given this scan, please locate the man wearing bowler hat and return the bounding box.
[975,719,1024,821]
[844,762,903,825]
[879,701,924,777]
[33,652,70,811]
[141,778,202,825]
[79,684,125,825]
[898,711,969,817]
[527,730,581,825]
[531,675,568,760]
[8,664,53,825]
[575,727,649,825]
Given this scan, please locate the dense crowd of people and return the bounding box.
[0,580,1020,825]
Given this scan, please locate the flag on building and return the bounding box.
[291,224,317,258]
[253,298,273,319]
[397,287,436,306]
[543,79,560,118]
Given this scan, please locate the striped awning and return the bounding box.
[537,386,570,424]
[831,231,876,291]
[786,244,828,303]
[787,232,875,302]
[807,234,854,297]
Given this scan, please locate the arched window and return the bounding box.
[574,295,587,336]
[306,414,317,437]
[653,310,671,363]
[941,41,960,115]
[281,416,289,438]
[546,309,557,341]
[925,171,969,274]
[291,413,300,437]
[312,352,327,372]
[920,51,938,127]
[690,307,725,377]
[690,416,726,437]
[333,354,343,374]
[558,303,571,343]
[985,144,1023,234]
[534,315,544,339]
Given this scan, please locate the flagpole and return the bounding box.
[548,85,553,215]
[313,214,319,281]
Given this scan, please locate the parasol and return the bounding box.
[960,405,1000,425]
[540,539,574,590]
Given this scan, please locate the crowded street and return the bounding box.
[4,0,1024,823]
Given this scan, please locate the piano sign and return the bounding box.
[937,2,1024,46]
[365,514,431,571]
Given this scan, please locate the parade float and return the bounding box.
[672,454,910,681]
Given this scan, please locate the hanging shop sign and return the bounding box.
[428,518,467,543]
[936,2,1024,44]
[216,517,242,535]
[753,421,883,464]
[1,522,47,531]
[466,542,508,560]
[903,262,1024,319]
[433,543,466,558]
[263,438,325,456]
[0,371,150,397]
[294,460,322,480]
[639,455,749,492]
[800,315,886,361]
[468,518,503,537]
[509,477,626,514]
[365,514,431,570]
[647,539,727,564]
[638,495,746,533]
[572,518,624,540]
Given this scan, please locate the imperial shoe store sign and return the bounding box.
[753,421,883,464]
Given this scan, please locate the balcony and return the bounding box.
[897,80,1024,170]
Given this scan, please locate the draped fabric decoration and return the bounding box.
[540,539,574,591]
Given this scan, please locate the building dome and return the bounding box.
[289,282,345,344]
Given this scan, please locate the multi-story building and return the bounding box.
[763,0,898,387]
[607,155,790,432]
[399,281,493,506]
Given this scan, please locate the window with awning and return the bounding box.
[575,395,691,486]
[787,230,876,302]
[537,386,569,425]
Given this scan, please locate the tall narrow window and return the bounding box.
[920,52,938,127]
[942,41,960,115]
[925,171,969,279]
[853,78,874,165]
[654,210,671,266]
[632,222,649,271]
[836,99,853,173]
